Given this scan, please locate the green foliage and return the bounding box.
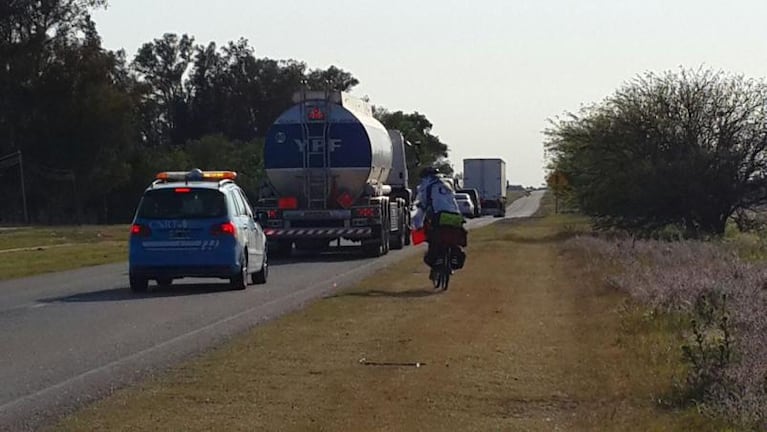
[0,2,447,223]
[546,68,767,236]
[373,108,451,187]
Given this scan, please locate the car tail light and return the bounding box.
[267,210,278,219]
[131,224,151,237]
[174,187,191,193]
[211,221,236,236]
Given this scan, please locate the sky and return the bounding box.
[91,0,767,187]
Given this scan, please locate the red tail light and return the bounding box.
[175,188,191,193]
[131,224,151,237]
[267,210,278,219]
[211,221,236,236]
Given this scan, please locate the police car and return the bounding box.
[129,169,268,292]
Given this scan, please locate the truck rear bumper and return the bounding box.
[264,227,373,239]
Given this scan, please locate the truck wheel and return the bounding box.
[362,226,385,257]
[404,216,411,246]
[390,212,404,250]
[270,241,292,259]
[362,240,383,257]
[382,216,391,255]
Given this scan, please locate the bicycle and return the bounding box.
[430,246,454,290]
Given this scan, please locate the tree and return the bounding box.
[545,68,767,236]
[132,33,195,147]
[304,65,359,92]
[374,108,451,187]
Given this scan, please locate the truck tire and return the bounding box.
[362,225,386,257]
[362,240,383,257]
[270,240,292,259]
[383,226,390,255]
[404,212,411,246]
[390,210,405,250]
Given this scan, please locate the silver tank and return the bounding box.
[264,93,393,206]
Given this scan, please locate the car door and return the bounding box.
[234,189,262,267]
[227,189,249,261]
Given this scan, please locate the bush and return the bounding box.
[566,236,767,427]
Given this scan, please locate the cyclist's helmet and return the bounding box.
[419,166,440,179]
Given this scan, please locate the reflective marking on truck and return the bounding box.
[264,228,372,237]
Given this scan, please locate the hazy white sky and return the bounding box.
[92,0,767,186]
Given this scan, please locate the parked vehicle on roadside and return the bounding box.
[456,188,482,217]
[455,193,475,218]
[129,169,268,293]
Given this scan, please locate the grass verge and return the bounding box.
[0,242,128,281]
[0,226,128,281]
[53,212,727,431]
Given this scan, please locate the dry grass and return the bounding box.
[53,214,727,431]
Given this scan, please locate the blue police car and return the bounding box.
[129,169,268,292]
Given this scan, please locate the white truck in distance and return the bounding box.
[462,158,507,217]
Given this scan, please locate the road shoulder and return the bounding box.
[53,209,716,431]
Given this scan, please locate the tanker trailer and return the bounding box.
[257,91,411,257]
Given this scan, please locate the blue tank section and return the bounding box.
[263,100,393,202]
[264,122,373,169]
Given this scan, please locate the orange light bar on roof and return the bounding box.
[155,171,188,181]
[155,170,237,182]
[201,171,237,181]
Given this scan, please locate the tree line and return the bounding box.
[0,0,450,224]
[545,67,767,236]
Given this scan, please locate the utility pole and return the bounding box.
[0,150,28,224]
[18,150,28,224]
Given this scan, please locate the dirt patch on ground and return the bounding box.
[54,218,717,431]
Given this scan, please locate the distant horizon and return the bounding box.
[92,0,767,187]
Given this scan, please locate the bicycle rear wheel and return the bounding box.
[440,248,451,290]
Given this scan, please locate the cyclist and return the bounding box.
[412,167,467,280]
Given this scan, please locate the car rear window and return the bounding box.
[137,188,227,219]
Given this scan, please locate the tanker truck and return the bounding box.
[256,91,412,257]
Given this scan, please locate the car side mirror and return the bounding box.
[255,211,269,226]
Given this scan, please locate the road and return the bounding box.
[0,191,544,431]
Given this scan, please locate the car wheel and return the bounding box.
[129,274,148,293]
[252,249,268,285]
[230,255,248,291]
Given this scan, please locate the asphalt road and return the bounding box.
[0,191,544,431]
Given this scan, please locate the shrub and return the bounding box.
[566,236,767,427]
